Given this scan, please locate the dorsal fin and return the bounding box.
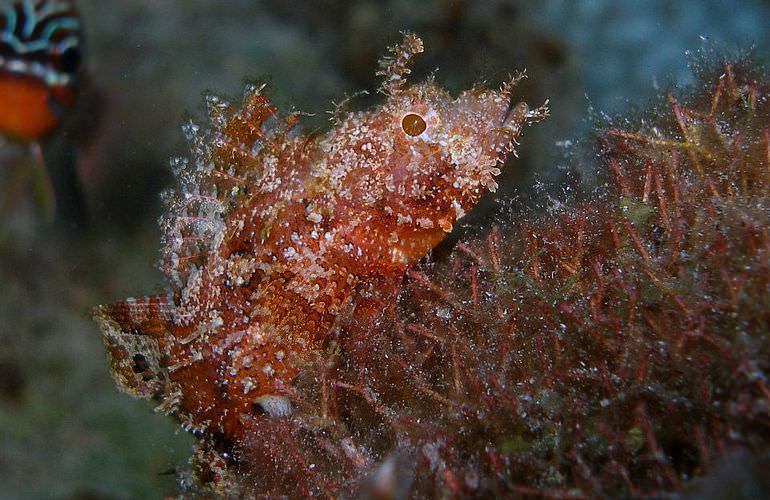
[158,84,299,291]
[93,294,174,398]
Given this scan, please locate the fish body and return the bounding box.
[0,0,81,140]
[95,34,546,463]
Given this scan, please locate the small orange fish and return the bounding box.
[0,0,81,141]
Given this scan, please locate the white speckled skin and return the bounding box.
[95,33,546,452]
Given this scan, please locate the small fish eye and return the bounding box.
[401,113,427,136]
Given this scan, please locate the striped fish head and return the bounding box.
[0,0,81,140]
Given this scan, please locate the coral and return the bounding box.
[93,33,546,495]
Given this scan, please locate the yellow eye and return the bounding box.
[401,113,427,136]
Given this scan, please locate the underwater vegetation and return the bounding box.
[93,34,769,497]
[369,59,770,497]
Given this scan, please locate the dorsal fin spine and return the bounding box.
[160,84,293,291]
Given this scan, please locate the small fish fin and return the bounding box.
[93,294,174,399]
[376,32,424,95]
[159,83,299,290]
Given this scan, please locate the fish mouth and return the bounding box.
[503,94,526,124]
[499,70,549,128]
[507,97,550,128]
[483,96,549,172]
[503,100,531,132]
[487,100,530,159]
[498,96,549,148]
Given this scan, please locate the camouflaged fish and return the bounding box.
[94,33,546,460]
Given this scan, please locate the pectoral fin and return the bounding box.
[93,295,174,399]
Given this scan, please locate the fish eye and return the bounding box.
[401,113,426,136]
[57,47,81,75]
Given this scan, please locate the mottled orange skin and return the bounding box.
[0,74,73,140]
[95,34,546,478]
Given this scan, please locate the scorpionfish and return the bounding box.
[94,33,546,463]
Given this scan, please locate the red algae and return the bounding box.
[93,33,546,494]
[329,59,769,497]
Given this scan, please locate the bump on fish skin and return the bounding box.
[94,32,547,491]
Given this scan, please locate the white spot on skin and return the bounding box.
[452,199,466,219]
[242,377,256,394]
[390,247,407,264]
[416,217,434,229]
[254,395,292,417]
[282,247,297,260]
[306,205,323,223]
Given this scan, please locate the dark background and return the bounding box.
[1,1,769,498]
